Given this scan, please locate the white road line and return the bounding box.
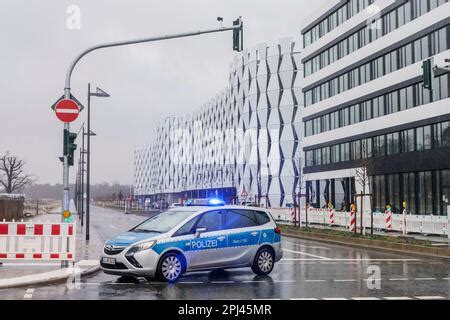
[334,279,357,282]
[442,278,450,280]
[84,283,101,286]
[414,278,437,281]
[290,298,319,300]
[384,297,413,300]
[23,288,34,299]
[281,248,332,260]
[242,280,267,283]
[284,241,330,250]
[321,262,338,264]
[389,278,409,281]
[178,281,204,284]
[280,258,420,262]
[210,281,235,284]
[351,297,381,300]
[304,279,326,282]
[323,298,348,300]
[273,280,297,283]
[415,296,446,300]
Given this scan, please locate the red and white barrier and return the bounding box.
[290,208,296,224]
[349,208,356,232]
[385,206,392,231]
[0,221,75,261]
[329,206,335,226]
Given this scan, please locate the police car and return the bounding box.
[100,199,283,282]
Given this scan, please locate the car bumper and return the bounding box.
[100,247,161,277]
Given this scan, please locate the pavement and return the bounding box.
[0,205,449,300]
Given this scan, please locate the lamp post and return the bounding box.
[85,84,109,241]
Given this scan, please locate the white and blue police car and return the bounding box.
[100,199,283,282]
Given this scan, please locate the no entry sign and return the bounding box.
[54,99,80,123]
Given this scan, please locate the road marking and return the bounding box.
[273,280,297,283]
[84,283,101,286]
[23,288,34,299]
[284,241,330,250]
[415,296,446,300]
[351,297,381,300]
[389,278,409,281]
[281,248,332,260]
[321,262,338,264]
[334,279,357,282]
[280,258,420,262]
[290,298,319,300]
[242,280,267,283]
[384,297,413,300]
[323,298,348,300]
[210,281,235,284]
[304,279,326,282]
[414,278,436,281]
[442,278,450,280]
[178,281,204,284]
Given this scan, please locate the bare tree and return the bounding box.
[0,152,37,194]
[355,140,372,194]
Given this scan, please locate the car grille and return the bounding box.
[104,245,125,255]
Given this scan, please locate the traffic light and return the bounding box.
[233,17,243,52]
[63,129,77,166]
[422,58,433,90]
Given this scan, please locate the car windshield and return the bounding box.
[132,210,196,233]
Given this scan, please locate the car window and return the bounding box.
[132,210,196,233]
[254,211,271,225]
[224,209,259,229]
[195,210,223,232]
[172,215,200,237]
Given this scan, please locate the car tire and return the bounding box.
[251,247,275,275]
[156,252,185,282]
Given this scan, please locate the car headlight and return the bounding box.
[131,240,157,252]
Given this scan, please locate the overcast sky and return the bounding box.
[0,0,329,185]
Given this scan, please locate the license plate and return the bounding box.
[102,257,116,265]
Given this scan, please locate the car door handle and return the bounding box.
[250,231,258,236]
[217,236,226,241]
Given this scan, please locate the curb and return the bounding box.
[283,231,450,262]
[0,260,101,289]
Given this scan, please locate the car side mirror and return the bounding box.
[195,227,207,238]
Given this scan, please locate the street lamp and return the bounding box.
[85,84,110,241]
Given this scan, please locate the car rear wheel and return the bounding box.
[156,252,184,282]
[251,248,275,275]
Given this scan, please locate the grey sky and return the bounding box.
[0,0,328,185]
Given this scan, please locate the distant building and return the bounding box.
[134,37,303,207]
[301,0,450,214]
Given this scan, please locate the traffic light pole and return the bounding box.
[62,18,243,240]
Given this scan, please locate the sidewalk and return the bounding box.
[0,201,101,289]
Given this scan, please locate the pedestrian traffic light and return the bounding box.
[422,58,433,90]
[63,129,77,166]
[233,17,243,52]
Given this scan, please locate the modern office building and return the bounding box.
[134,37,303,207]
[301,0,450,214]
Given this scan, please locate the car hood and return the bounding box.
[105,231,162,247]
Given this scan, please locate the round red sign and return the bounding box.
[55,99,80,123]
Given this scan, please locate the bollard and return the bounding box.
[385,204,392,231]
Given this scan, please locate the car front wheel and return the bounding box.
[156,252,184,282]
[251,248,275,275]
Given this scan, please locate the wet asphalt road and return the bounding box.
[1,206,449,300]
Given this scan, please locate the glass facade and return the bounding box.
[304,0,449,76]
[304,25,449,107]
[305,120,450,167]
[306,177,357,211]
[304,74,449,137]
[303,0,374,48]
[372,169,450,215]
